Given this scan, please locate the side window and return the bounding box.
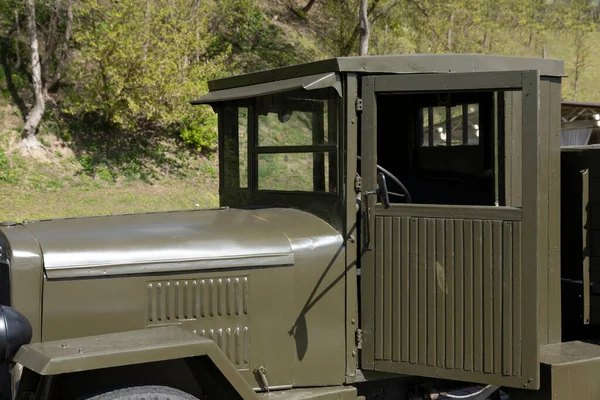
[421,104,480,147]
[220,88,339,194]
[414,92,493,180]
[257,153,333,192]
[253,89,338,193]
[222,104,249,188]
[238,107,248,187]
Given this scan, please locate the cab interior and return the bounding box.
[373,91,504,207]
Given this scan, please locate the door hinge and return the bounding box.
[354,173,362,193]
[355,98,363,112]
[355,328,363,349]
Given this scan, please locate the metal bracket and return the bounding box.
[355,329,363,349]
[355,98,363,112]
[354,174,362,193]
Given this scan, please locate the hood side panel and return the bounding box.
[38,207,345,390]
[0,225,44,344]
[0,231,10,306]
[250,208,347,386]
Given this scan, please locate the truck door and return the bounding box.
[359,71,542,390]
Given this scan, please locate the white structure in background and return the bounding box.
[561,102,600,146]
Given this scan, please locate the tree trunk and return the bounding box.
[447,12,454,52]
[14,9,21,69]
[383,20,388,54]
[302,0,317,14]
[47,0,73,92]
[359,0,370,56]
[542,43,547,58]
[573,66,579,102]
[22,0,45,148]
[573,32,587,102]
[529,32,534,48]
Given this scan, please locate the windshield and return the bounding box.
[222,88,339,193]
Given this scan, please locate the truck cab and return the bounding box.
[190,54,568,397]
[5,54,600,400]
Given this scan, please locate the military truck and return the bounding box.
[2,54,600,400]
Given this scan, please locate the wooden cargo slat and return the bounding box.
[427,218,437,367]
[436,218,446,368]
[392,218,401,362]
[464,220,474,372]
[401,217,410,362]
[473,220,483,373]
[454,221,465,370]
[513,222,522,376]
[375,217,385,360]
[493,220,503,374]
[502,222,513,376]
[409,219,419,364]
[383,217,393,360]
[445,220,455,369]
[483,220,494,374]
[418,219,427,365]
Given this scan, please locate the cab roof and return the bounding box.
[210,54,564,91]
[191,54,564,105]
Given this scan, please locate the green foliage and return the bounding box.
[208,0,305,71]
[66,0,228,146]
[55,0,312,154]
[179,108,218,152]
[318,0,359,56]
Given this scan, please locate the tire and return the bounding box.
[80,385,200,400]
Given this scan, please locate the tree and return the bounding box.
[68,0,234,150]
[21,0,44,149]
[14,0,73,150]
[359,0,370,55]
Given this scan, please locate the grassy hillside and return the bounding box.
[545,31,600,102]
[0,99,220,221]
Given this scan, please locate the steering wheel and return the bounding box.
[357,156,412,203]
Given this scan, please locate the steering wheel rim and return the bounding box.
[357,156,412,203]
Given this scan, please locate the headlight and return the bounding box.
[0,306,32,364]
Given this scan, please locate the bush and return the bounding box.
[66,0,229,146]
[179,109,218,152]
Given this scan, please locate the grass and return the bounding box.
[0,180,218,222]
[544,31,600,103]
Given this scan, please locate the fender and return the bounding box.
[13,325,257,400]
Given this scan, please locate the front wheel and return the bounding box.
[80,385,200,400]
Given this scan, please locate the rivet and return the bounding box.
[352,351,356,357]
[78,349,84,354]
[351,319,356,325]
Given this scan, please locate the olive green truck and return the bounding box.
[3,54,600,400]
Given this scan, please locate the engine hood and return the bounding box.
[18,207,340,279]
